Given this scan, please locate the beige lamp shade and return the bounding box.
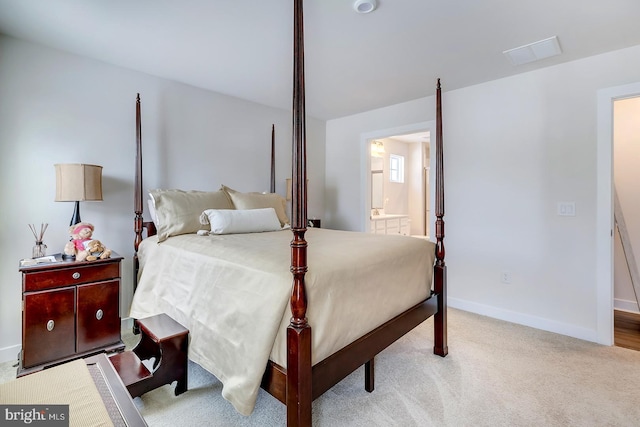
[55,164,103,202]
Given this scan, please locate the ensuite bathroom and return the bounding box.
[368,132,432,238]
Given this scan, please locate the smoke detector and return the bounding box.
[354,0,377,14]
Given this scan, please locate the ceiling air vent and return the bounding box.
[503,36,562,66]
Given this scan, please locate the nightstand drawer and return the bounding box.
[23,262,120,292]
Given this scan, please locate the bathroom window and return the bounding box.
[389,154,404,183]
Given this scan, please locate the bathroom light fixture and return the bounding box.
[354,0,377,14]
[371,140,385,157]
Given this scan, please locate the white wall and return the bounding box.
[0,35,326,363]
[613,97,640,312]
[325,44,640,342]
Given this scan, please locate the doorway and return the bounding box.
[362,122,435,239]
[596,81,640,346]
[612,95,640,350]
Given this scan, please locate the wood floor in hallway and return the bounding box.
[614,309,640,351]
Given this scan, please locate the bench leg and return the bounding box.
[173,333,188,396]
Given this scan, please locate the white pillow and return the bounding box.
[148,198,158,226]
[200,208,282,235]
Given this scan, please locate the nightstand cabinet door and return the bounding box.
[77,280,120,353]
[23,288,75,368]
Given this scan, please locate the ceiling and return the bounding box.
[1,0,639,120]
[390,132,429,144]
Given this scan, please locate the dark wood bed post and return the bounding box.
[433,79,448,357]
[287,0,311,425]
[133,93,156,293]
[134,93,143,291]
[270,124,276,193]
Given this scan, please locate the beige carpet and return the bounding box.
[2,309,640,426]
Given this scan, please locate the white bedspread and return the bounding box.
[129,228,435,415]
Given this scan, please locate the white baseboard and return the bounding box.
[4,304,625,365]
[1,318,136,365]
[121,316,134,330]
[448,297,598,343]
[0,344,20,365]
[614,298,640,313]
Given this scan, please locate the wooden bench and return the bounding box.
[110,313,188,398]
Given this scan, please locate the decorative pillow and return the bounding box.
[149,189,235,242]
[200,208,282,234]
[221,185,289,227]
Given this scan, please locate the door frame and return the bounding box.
[596,81,640,345]
[360,121,435,236]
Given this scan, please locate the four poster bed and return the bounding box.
[129,1,447,426]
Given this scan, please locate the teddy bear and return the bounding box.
[63,222,112,261]
[63,222,95,259]
[77,239,112,262]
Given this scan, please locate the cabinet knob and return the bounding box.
[46,320,55,331]
[96,309,103,320]
[72,272,81,280]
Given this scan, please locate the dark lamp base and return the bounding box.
[69,201,81,227]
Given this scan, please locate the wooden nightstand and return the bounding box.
[18,253,125,377]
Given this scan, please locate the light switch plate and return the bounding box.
[557,202,576,216]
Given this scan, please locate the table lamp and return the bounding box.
[55,164,103,226]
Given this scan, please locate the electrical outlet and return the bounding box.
[501,271,512,284]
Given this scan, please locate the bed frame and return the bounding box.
[132,1,447,425]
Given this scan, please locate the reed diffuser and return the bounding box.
[29,223,48,258]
